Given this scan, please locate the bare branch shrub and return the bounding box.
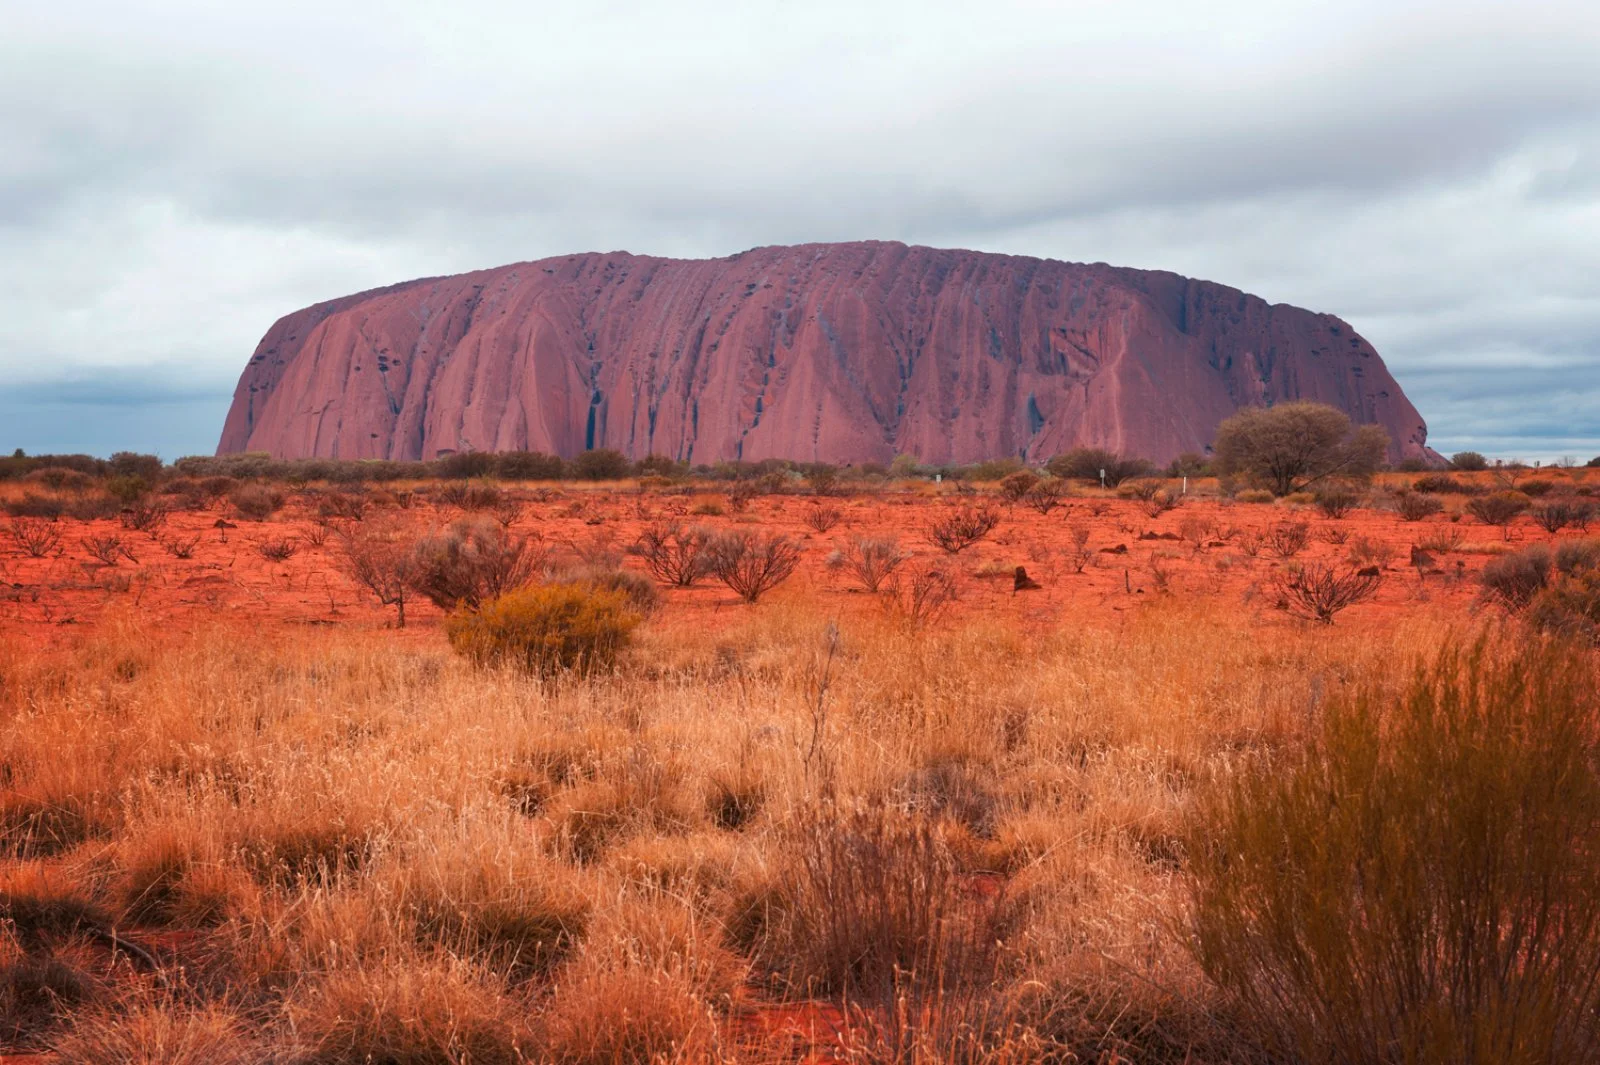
[1265,521,1311,559]
[336,522,417,626]
[229,484,284,522]
[1313,487,1360,519]
[83,535,133,566]
[632,523,711,586]
[7,518,62,559]
[162,535,201,559]
[998,470,1040,502]
[925,506,1001,554]
[802,502,842,533]
[1022,477,1067,515]
[707,530,802,603]
[881,565,959,627]
[257,538,298,563]
[1065,524,1094,573]
[1276,562,1382,623]
[841,535,909,592]
[1532,500,1580,534]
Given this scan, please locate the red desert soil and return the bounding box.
[0,479,1556,643]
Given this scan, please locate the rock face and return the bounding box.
[218,241,1431,466]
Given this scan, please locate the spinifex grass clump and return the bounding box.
[445,584,641,675]
[1187,634,1600,1065]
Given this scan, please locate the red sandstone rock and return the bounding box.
[218,241,1431,466]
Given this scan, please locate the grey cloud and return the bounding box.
[1,0,1599,458]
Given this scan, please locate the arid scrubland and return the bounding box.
[1,451,1599,1061]
[4,591,1582,1063]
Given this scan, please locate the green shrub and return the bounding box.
[1479,545,1552,609]
[445,585,641,675]
[997,469,1040,501]
[1187,635,1600,1064]
[1467,491,1531,535]
[1395,492,1444,521]
[571,449,630,481]
[1449,451,1488,471]
[1046,448,1152,486]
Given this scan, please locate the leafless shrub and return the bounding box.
[491,498,525,529]
[1178,515,1217,545]
[881,565,959,628]
[257,538,299,563]
[7,518,62,559]
[1266,522,1311,559]
[119,499,169,535]
[632,523,711,586]
[841,535,909,592]
[83,535,133,566]
[408,518,546,610]
[1022,477,1067,515]
[301,522,330,548]
[1417,526,1466,554]
[1276,562,1382,623]
[707,530,802,602]
[162,535,202,559]
[925,506,1001,554]
[1237,529,1265,558]
[1065,524,1094,573]
[803,502,843,533]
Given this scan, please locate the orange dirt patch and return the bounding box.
[0,477,1587,644]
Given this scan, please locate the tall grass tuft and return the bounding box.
[1186,632,1600,1065]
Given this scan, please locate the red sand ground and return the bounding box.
[4,479,1570,643]
[0,476,1589,1061]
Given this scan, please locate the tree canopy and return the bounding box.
[1212,402,1388,496]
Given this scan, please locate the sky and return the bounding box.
[2,0,1598,462]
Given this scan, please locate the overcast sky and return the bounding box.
[3,0,1598,461]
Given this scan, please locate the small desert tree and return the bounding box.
[1212,402,1387,497]
[337,521,417,627]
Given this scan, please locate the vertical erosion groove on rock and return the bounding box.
[218,241,1430,465]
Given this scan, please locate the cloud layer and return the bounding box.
[3,0,1598,459]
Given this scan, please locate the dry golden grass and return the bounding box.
[0,586,1553,1061]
